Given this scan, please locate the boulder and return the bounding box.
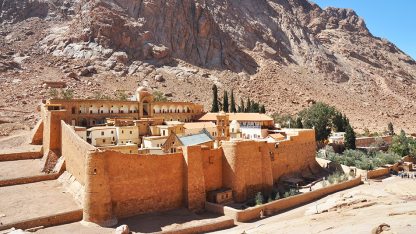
[155,74,165,82]
[110,52,129,64]
[115,224,130,234]
[371,223,392,234]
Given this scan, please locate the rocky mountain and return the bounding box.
[0,0,415,133]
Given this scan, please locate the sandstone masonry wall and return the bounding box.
[105,151,186,218]
[61,121,95,185]
[270,130,318,181]
[202,148,223,192]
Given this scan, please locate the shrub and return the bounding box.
[48,88,59,99]
[61,89,74,100]
[255,192,263,206]
[275,193,280,200]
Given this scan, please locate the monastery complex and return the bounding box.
[27,87,322,227]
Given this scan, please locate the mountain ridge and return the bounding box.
[0,0,415,133]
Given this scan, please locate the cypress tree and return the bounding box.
[388,122,395,136]
[211,84,219,112]
[252,101,260,113]
[239,98,245,113]
[260,104,266,114]
[230,90,236,113]
[223,91,229,112]
[344,124,356,150]
[246,98,251,113]
[294,117,303,128]
[332,112,344,132]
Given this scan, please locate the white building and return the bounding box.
[87,126,117,147]
[117,125,140,145]
[199,113,274,140]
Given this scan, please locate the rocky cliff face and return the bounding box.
[0,0,415,132]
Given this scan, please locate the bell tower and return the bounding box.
[136,87,154,118]
[216,111,230,144]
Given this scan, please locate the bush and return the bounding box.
[255,192,263,206]
[48,88,59,99]
[275,193,280,200]
[61,89,74,100]
[318,149,401,170]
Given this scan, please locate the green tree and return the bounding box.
[48,88,59,99]
[223,91,229,112]
[299,102,336,142]
[271,113,294,128]
[332,112,345,132]
[230,90,236,113]
[390,130,416,157]
[238,98,245,113]
[251,101,260,113]
[211,84,219,112]
[61,89,74,100]
[153,91,168,101]
[294,117,303,129]
[344,124,356,150]
[115,90,129,101]
[246,98,251,113]
[388,122,395,136]
[260,105,266,114]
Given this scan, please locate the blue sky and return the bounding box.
[312,0,416,59]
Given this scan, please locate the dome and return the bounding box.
[137,86,149,93]
[230,120,240,127]
[230,120,240,133]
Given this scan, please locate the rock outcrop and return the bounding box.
[1,0,416,132]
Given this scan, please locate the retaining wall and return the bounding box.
[367,168,390,179]
[207,176,362,222]
[0,148,43,162]
[0,210,82,231]
[0,173,59,187]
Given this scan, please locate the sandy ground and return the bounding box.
[0,159,43,181]
[35,209,223,234]
[0,180,81,226]
[0,130,33,151]
[212,176,416,234]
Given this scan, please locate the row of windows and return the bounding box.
[100,130,134,135]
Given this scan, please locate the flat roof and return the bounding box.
[199,113,273,122]
[143,136,168,140]
[183,122,216,129]
[87,126,117,131]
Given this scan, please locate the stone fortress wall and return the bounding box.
[59,121,319,225]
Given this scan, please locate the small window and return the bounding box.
[122,130,124,134]
[111,131,113,134]
[130,131,133,134]
[103,139,106,143]
[101,131,104,136]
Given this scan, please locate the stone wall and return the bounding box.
[61,121,95,185]
[105,151,186,218]
[30,119,43,145]
[270,129,318,181]
[356,136,393,147]
[222,141,273,203]
[367,168,390,179]
[206,176,362,222]
[202,148,223,192]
